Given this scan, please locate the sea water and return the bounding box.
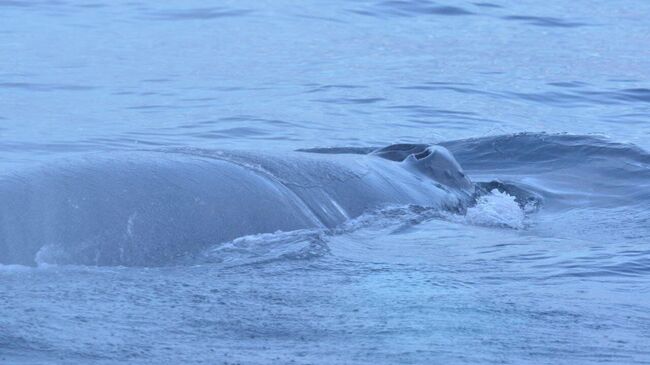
[1,1,649,364]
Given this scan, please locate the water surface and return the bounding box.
[1,1,650,364]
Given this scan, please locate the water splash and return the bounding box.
[464,189,526,229]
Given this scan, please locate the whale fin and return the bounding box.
[402,145,474,191]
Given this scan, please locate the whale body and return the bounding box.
[0,144,474,266]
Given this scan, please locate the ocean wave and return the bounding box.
[441,133,650,209]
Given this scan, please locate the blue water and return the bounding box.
[1,1,650,364]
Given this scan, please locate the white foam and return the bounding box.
[34,244,68,267]
[464,189,526,229]
[196,228,327,266]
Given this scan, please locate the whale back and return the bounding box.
[371,143,430,162]
[0,145,475,267]
[201,149,463,228]
[0,154,321,266]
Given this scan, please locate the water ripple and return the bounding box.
[146,7,252,21]
[0,0,32,7]
[0,82,96,92]
[473,2,503,8]
[313,97,385,105]
[351,0,474,18]
[305,84,368,93]
[397,81,650,107]
[502,15,589,28]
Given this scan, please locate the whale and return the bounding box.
[0,144,475,266]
